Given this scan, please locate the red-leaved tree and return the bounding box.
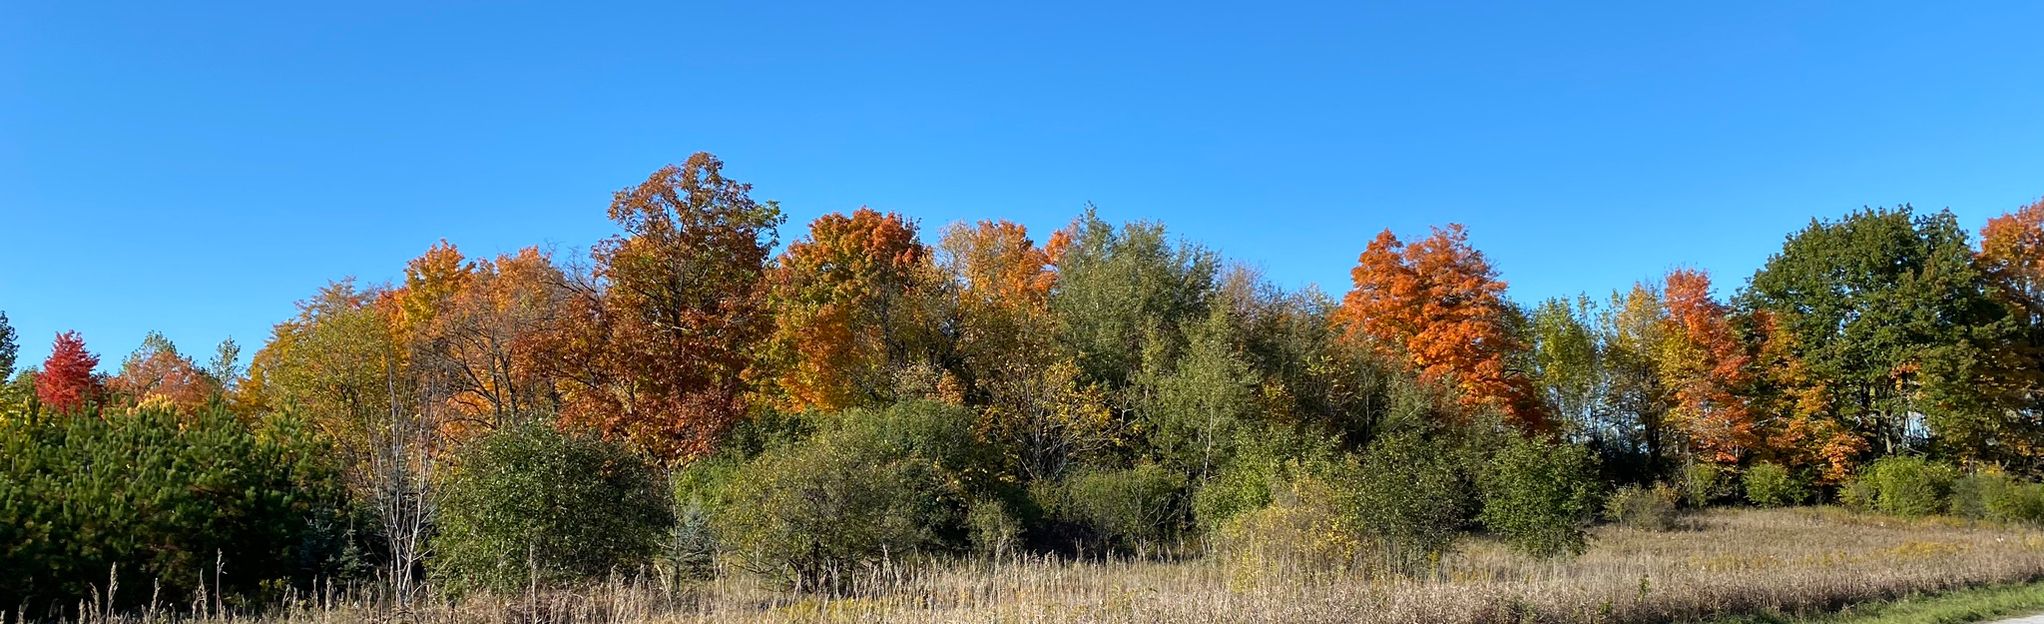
[37,331,101,413]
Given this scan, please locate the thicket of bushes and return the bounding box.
[0,406,353,615]
[1837,456,2044,524]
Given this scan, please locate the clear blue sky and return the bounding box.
[4,2,2044,371]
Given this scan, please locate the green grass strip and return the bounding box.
[1712,580,2044,624]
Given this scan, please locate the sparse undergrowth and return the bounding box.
[48,507,2044,624]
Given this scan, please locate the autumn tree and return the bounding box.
[109,331,218,412]
[1973,198,2044,473]
[386,243,569,434]
[941,219,1111,481]
[1586,285,1676,476]
[1334,224,1544,431]
[558,152,783,461]
[1655,269,1758,465]
[762,208,954,413]
[36,331,101,414]
[1746,308,1862,483]
[244,280,404,452]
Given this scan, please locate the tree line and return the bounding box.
[6,152,2044,612]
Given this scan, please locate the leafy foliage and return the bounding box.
[1477,434,1601,558]
[1039,463,1186,551]
[0,406,350,613]
[558,152,784,461]
[1856,456,1958,517]
[430,423,671,594]
[1742,207,2005,467]
[712,401,993,588]
[1604,483,1681,531]
[1335,225,1544,430]
[1741,462,1806,508]
[35,330,101,414]
[764,208,954,412]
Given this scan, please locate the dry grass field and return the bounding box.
[72,507,2044,624]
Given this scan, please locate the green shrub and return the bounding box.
[0,406,351,613]
[1947,471,2044,525]
[1743,462,1807,508]
[1678,462,1731,508]
[431,423,671,595]
[1350,429,1472,572]
[967,500,1023,557]
[712,401,991,588]
[1604,483,1681,531]
[1840,475,1879,512]
[1191,425,1340,532]
[1477,435,1601,559]
[1862,456,1958,517]
[1986,482,2044,525]
[1949,472,2012,520]
[1043,463,1186,550]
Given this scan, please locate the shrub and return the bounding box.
[1840,475,1879,512]
[712,401,992,588]
[665,454,742,581]
[1477,435,1601,559]
[1213,474,1365,581]
[1949,472,2011,520]
[1743,462,1807,508]
[1947,471,2044,525]
[1044,463,1186,550]
[967,500,1023,557]
[1192,425,1341,532]
[1985,482,2044,525]
[1604,483,1681,531]
[1350,429,1472,572]
[1678,462,1731,509]
[431,423,672,595]
[1861,456,1958,517]
[0,406,351,614]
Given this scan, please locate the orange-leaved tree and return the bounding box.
[1975,197,2044,471]
[109,331,217,413]
[1334,224,1544,431]
[1654,269,1758,465]
[762,207,954,413]
[941,219,1111,480]
[558,152,783,461]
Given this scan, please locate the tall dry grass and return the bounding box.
[49,507,2044,624]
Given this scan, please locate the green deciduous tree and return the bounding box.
[1742,206,2008,462]
[1049,208,1219,393]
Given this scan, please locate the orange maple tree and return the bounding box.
[556,152,783,461]
[1334,224,1544,430]
[1980,198,2044,314]
[109,332,216,412]
[1656,269,1758,464]
[764,207,952,412]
